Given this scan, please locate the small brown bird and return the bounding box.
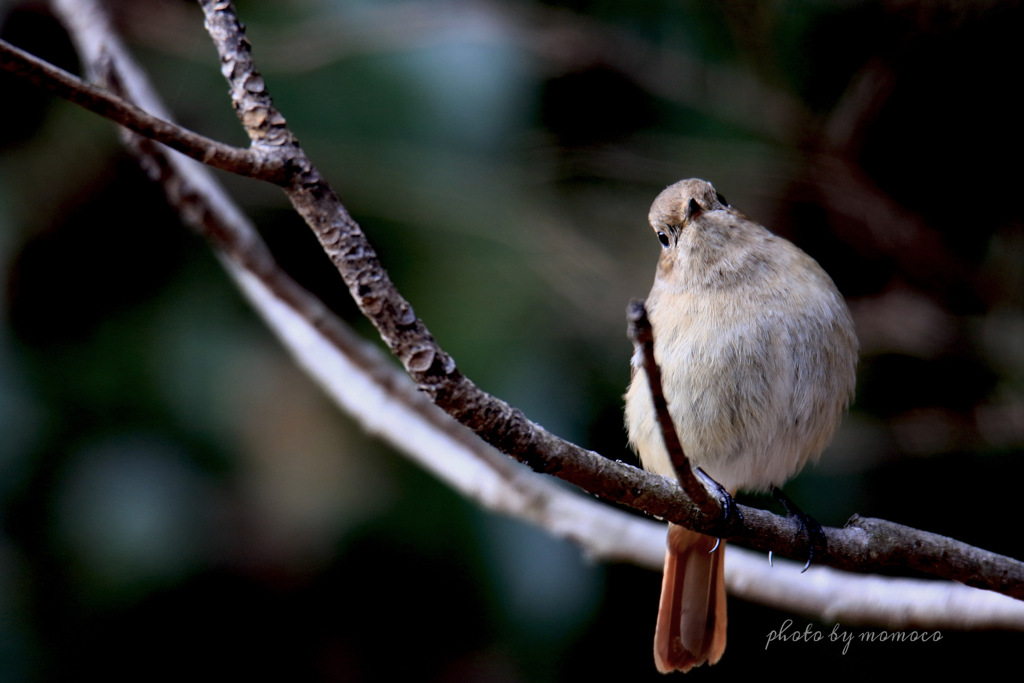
[624,179,857,673]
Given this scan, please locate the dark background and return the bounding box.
[1,0,1022,680]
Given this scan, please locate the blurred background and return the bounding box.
[1,0,1023,679]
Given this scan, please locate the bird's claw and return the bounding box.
[695,468,740,553]
[771,487,826,572]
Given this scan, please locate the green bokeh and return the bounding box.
[2,1,1022,680]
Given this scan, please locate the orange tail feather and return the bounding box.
[654,523,727,673]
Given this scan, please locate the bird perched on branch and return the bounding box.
[624,178,857,673]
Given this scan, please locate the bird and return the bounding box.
[624,179,858,673]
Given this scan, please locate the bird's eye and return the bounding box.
[716,192,728,206]
[657,231,670,247]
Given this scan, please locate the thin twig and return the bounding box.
[0,37,287,183]
[626,299,723,522]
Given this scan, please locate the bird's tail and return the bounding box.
[654,523,727,673]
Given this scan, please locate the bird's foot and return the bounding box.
[696,467,741,548]
[770,487,826,573]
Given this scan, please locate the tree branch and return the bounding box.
[22,0,1023,625]
[0,36,287,182]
